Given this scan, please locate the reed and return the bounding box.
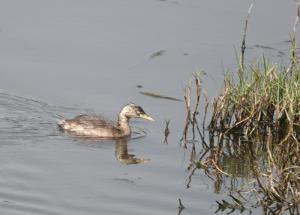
[183,5,300,214]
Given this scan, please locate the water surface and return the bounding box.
[0,0,299,214]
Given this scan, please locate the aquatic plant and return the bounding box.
[209,4,300,142]
[183,5,300,215]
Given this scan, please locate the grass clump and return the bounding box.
[182,5,300,215]
[210,5,300,142]
[209,59,300,143]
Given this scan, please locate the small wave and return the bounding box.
[0,92,81,145]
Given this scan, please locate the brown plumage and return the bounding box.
[58,103,154,139]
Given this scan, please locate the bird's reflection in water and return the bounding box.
[61,129,150,165]
[115,137,150,165]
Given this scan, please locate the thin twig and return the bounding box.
[290,6,300,76]
[164,119,170,144]
[186,165,198,189]
[240,3,253,73]
[178,198,185,215]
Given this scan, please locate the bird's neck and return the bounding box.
[117,113,131,136]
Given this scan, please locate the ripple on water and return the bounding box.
[0,92,162,215]
[0,92,149,144]
[0,160,64,215]
[0,92,80,145]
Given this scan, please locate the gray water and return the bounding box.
[0,0,299,214]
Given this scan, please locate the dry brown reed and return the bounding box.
[182,4,300,215]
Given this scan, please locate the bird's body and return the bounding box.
[58,103,153,139]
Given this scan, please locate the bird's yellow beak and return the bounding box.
[139,114,154,121]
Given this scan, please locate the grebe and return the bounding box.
[58,103,154,139]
